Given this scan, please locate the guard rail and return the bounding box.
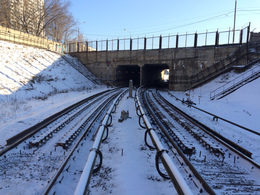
[134,86,193,195]
[74,89,127,195]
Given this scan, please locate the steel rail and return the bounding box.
[0,89,118,157]
[29,91,113,148]
[74,89,127,195]
[160,90,260,169]
[134,86,194,195]
[42,89,124,195]
[168,90,260,136]
[140,87,216,195]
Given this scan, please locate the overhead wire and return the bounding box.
[84,8,259,40]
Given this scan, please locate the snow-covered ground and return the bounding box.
[0,40,106,148]
[0,40,259,194]
[86,95,176,195]
[161,65,260,164]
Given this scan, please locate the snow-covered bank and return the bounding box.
[162,66,260,164]
[0,40,105,148]
[0,39,259,194]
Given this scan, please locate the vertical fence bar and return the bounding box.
[159,35,162,50]
[176,34,179,49]
[239,29,243,45]
[215,31,219,46]
[130,38,132,51]
[144,37,146,50]
[194,32,198,48]
[247,23,250,43]
[117,39,120,51]
[96,41,98,52]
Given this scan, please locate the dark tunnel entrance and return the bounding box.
[142,64,169,85]
[116,65,140,86]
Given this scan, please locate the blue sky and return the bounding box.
[69,0,260,41]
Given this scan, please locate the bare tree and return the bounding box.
[45,12,78,43]
[0,0,77,42]
[0,0,11,27]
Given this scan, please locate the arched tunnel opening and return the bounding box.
[116,65,140,86]
[115,64,169,87]
[142,64,169,85]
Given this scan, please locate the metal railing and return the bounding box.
[210,59,260,100]
[65,25,250,53]
[74,89,127,195]
[134,86,193,195]
[0,26,64,53]
[169,42,253,91]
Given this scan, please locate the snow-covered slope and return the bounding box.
[166,64,260,163]
[0,40,105,147]
[0,40,100,100]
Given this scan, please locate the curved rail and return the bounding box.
[134,86,193,195]
[42,89,125,195]
[74,89,127,195]
[168,90,260,136]
[0,89,117,157]
[163,90,260,168]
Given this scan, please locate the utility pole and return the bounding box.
[233,0,237,43]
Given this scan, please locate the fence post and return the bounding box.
[247,23,250,43]
[130,38,132,51]
[239,29,243,45]
[159,35,162,50]
[194,32,198,48]
[117,39,120,51]
[144,37,147,51]
[96,40,98,52]
[215,31,219,47]
[176,34,179,49]
[106,39,108,51]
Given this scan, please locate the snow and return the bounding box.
[0,39,259,194]
[161,66,260,164]
[0,40,106,148]
[88,96,175,194]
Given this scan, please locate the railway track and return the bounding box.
[0,88,126,194]
[0,85,259,194]
[139,86,260,194]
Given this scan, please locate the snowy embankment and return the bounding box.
[0,40,105,148]
[0,39,259,194]
[162,64,260,163]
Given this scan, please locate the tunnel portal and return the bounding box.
[142,64,169,85]
[116,65,140,86]
[115,64,169,86]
